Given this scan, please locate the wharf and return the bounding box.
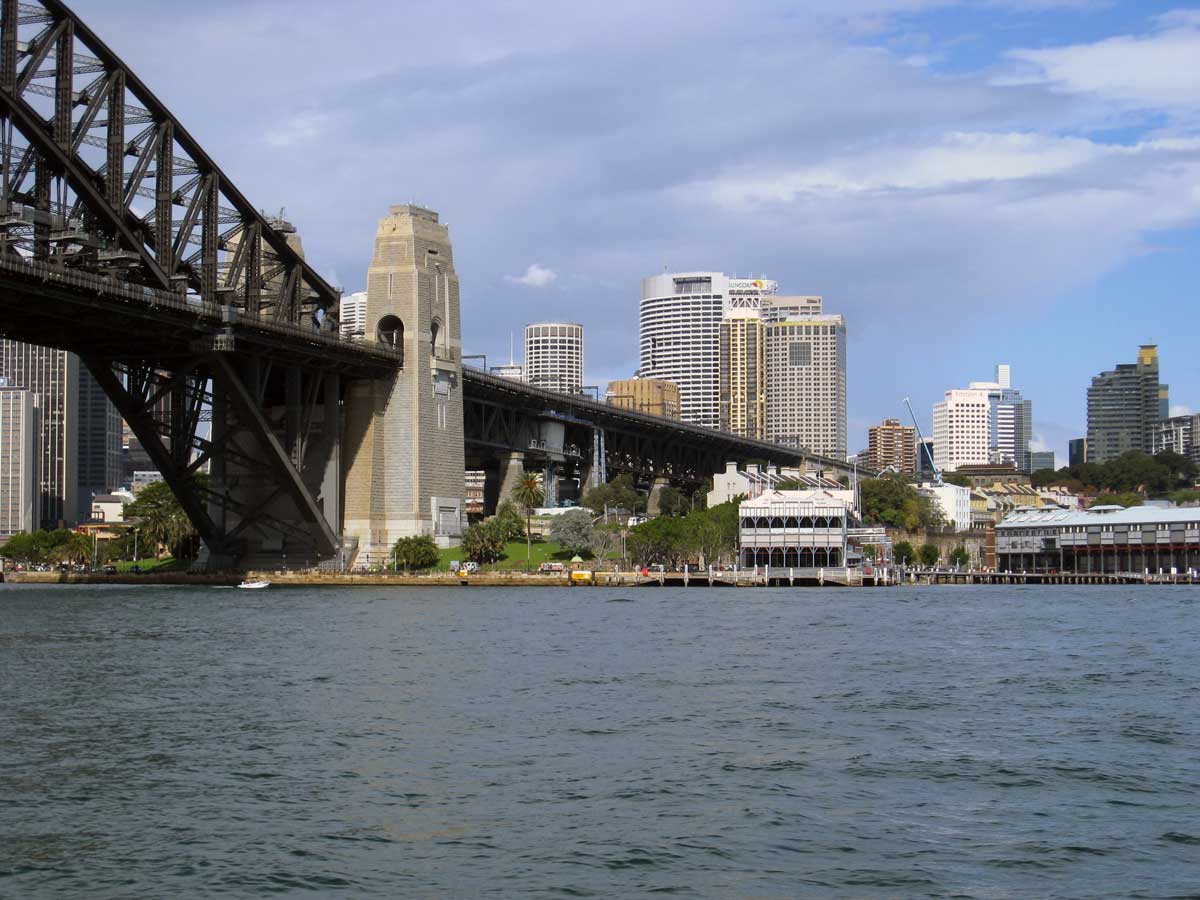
[912,569,1199,586]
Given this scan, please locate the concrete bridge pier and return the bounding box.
[496,451,526,506]
[646,476,672,515]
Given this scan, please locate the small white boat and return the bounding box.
[237,580,271,590]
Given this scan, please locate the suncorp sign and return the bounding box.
[727,278,778,294]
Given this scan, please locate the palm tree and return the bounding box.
[510,470,545,563]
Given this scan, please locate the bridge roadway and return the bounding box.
[462,365,858,510]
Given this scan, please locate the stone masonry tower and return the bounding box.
[343,206,465,565]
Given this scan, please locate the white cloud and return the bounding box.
[1005,11,1200,110]
[1170,404,1195,417]
[509,263,558,288]
[683,132,1200,210]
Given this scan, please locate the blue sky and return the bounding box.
[72,0,1200,462]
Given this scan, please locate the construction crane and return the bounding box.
[904,397,942,486]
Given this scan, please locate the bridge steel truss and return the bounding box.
[0,0,400,567]
[463,368,859,504]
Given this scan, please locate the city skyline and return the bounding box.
[60,0,1200,464]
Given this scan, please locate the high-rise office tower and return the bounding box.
[1086,345,1168,463]
[932,364,1032,473]
[867,418,917,474]
[339,291,367,338]
[719,309,765,439]
[524,322,583,394]
[0,341,78,526]
[763,309,847,459]
[640,273,726,428]
[76,366,123,521]
[0,385,40,539]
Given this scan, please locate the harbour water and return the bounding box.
[1,584,1197,898]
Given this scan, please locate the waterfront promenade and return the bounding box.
[4,567,1196,588]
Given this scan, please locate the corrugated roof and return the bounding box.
[1000,506,1200,528]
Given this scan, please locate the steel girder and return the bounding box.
[0,0,339,327]
[86,354,341,564]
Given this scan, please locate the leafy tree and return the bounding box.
[492,500,526,542]
[685,510,723,566]
[461,520,505,564]
[124,479,203,559]
[949,545,970,567]
[1170,489,1200,506]
[1,529,92,565]
[1033,451,1197,496]
[655,485,689,517]
[581,474,643,517]
[589,522,621,562]
[893,540,915,565]
[550,508,594,555]
[1089,492,1143,509]
[391,535,440,572]
[918,543,940,567]
[860,473,939,531]
[510,470,545,562]
[627,516,690,568]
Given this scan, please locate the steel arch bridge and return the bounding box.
[0,0,400,568]
[0,1,863,570]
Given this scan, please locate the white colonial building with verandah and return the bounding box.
[738,489,852,569]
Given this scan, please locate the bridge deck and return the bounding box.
[0,256,400,376]
[463,365,861,476]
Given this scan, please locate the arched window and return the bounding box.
[828,517,841,529]
[799,516,814,529]
[742,548,756,567]
[741,517,756,529]
[770,548,785,568]
[785,517,799,529]
[800,548,814,567]
[815,517,828,529]
[755,517,769,529]
[828,549,841,566]
[430,318,442,354]
[785,548,799,567]
[377,315,404,349]
[770,517,784,529]
[755,548,770,567]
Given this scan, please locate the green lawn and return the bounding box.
[433,540,586,572]
[109,556,184,573]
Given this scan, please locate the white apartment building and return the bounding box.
[525,322,583,393]
[0,385,40,540]
[932,364,1032,473]
[339,291,368,338]
[919,482,973,532]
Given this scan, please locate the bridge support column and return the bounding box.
[342,205,466,565]
[646,476,671,515]
[497,451,525,504]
